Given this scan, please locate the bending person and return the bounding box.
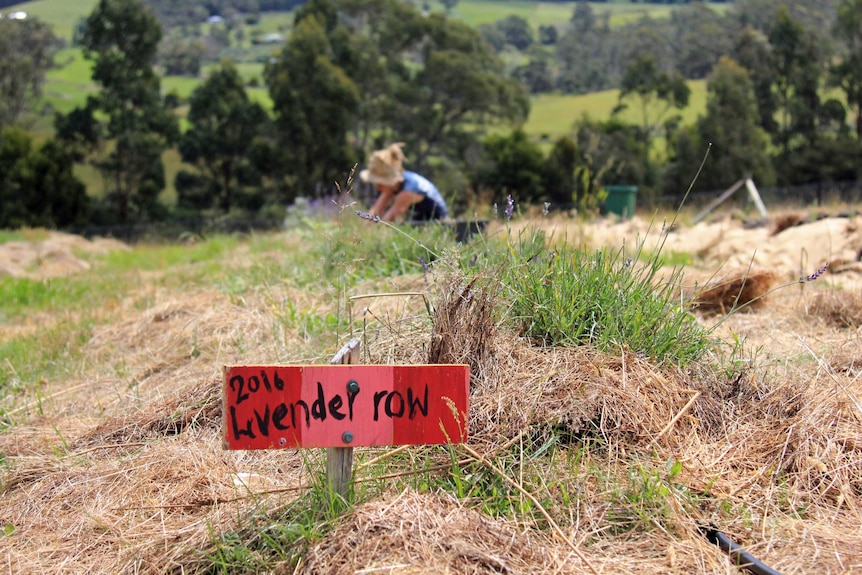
[360,143,448,222]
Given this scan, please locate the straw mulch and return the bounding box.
[2,249,862,574]
[770,212,809,236]
[690,270,778,315]
[806,289,862,329]
[297,488,572,575]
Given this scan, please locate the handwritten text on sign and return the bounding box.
[223,364,469,449]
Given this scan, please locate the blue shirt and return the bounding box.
[401,170,448,221]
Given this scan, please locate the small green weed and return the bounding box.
[606,458,696,535]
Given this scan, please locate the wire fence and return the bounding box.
[643,180,862,215]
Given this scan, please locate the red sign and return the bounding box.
[223,364,469,450]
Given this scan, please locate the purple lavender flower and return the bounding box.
[504,195,515,221]
[356,210,381,223]
[800,262,829,283]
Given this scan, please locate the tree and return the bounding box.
[617,54,690,144]
[732,26,779,134]
[265,11,360,201]
[543,135,578,207]
[736,0,838,36]
[389,14,529,169]
[831,0,862,138]
[512,47,554,94]
[58,0,178,225]
[538,25,558,46]
[0,128,89,229]
[324,0,425,152]
[768,7,828,154]
[177,61,268,212]
[439,0,458,16]
[263,0,527,205]
[476,129,547,204]
[496,15,534,51]
[573,117,655,208]
[666,57,774,195]
[570,1,596,35]
[0,17,58,131]
[478,23,506,52]
[669,3,736,79]
[159,38,205,76]
[556,3,613,94]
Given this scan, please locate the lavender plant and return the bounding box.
[501,233,712,366]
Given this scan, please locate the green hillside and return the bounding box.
[525,80,708,140]
[21,0,715,136]
[444,0,669,28]
[10,0,721,40]
[8,0,97,41]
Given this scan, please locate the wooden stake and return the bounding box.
[326,338,361,502]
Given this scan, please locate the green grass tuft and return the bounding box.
[491,223,714,365]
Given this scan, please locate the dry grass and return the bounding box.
[806,289,862,329]
[691,270,778,315]
[297,489,569,575]
[428,270,497,381]
[770,212,809,236]
[2,228,862,574]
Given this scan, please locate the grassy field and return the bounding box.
[434,0,730,28]
[443,0,672,28]
[525,80,708,139]
[8,0,97,41]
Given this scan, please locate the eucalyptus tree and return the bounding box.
[390,13,529,169]
[768,6,829,154]
[265,3,360,201]
[57,0,178,224]
[666,57,774,195]
[831,0,862,139]
[496,15,534,51]
[616,53,690,146]
[264,0,528,200]
[177,61,268,213]
[0,17,57,131]
[668,3,737,79]
[476,128,547,204]
[0,128,89,229]
[556,2,613,93]
[732,26,778,134]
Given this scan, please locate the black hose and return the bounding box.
[701,524,784,575]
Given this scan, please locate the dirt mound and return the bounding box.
[0,231,129,279]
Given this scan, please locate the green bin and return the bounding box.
[603,185,638,219]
